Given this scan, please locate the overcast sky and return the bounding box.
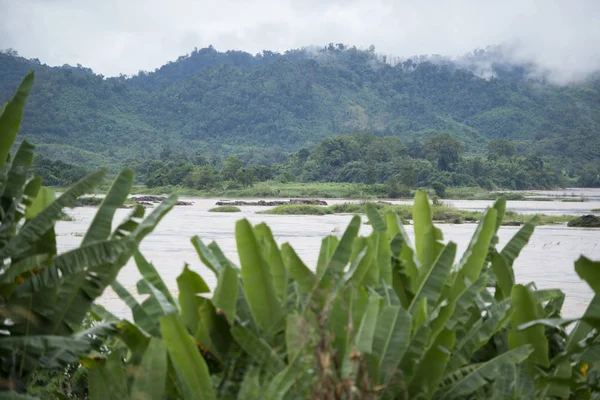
[1,0,599,82]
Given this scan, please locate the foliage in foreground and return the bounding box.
[0,71,176,394]
[86,192,600,399]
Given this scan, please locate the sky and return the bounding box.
[1,0,599,83]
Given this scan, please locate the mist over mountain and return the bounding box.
[0,44,599,174]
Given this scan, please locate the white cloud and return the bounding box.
[1,0,599,83]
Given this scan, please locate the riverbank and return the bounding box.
[128,182,544,201]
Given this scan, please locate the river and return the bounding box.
[56,193,600,319]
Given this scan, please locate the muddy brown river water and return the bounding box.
[56,193,600,319]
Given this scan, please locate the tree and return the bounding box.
[423,133,463,171]
[488,139,517,160]
[185,165,217,189]
[222,156,243,181]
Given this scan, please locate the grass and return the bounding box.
[208,206,241,213]
[262,204,333,215]
[561,198,587,202]
[132,182,391,199]
[260,202,575,225]
[75,197,103,207]
[592,208,600,212]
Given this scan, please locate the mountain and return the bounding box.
[1,45,599,173]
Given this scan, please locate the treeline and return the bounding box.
[131,132,590,196]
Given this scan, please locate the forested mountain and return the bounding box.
[1,45,599,178]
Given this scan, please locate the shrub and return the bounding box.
[209,205,241,212]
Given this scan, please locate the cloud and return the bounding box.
[0,0,599,83]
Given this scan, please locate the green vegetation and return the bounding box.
[80,195,600,399]
[567,215,600,228]
[208,205,241,212]
[264,204,333,215]
[261,201,573,225]
[592,208,600,212]
[0,71,175,395]
[4,70,600,399]
[131,132,570,197]
[1,46,599,190]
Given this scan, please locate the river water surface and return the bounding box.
[56,194,600,319]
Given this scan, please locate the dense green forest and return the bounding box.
[135,132,571,196]
[1,45,599,189]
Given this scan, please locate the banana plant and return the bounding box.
[0,71,177,395]
[92,189,600,399]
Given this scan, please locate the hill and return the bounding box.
[1,45,599,178]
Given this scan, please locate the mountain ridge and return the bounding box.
[0,45,599,173]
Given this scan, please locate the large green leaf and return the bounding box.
[325,215,361,275]
[365,203,386,232]
[82,168,133,245]
[374,231,392,285]
[409,242,457,313]
[135,251,176,305]
[372,305,412,384]
[231,325,285,375]
[237,368,262,400]
[500,216,539,265]
[88,352,128,400]
[281,243,315,294]
[130,338,168,400]
[492,197,507,233]
[574,256,600,294]
[160,314,216,400]
[565,294,600,355]
[446,272,490,330]
[355,293,380,354]
[413,190,444,282]
[191,235,222,274]
[316,235,339,276]
[264,352,308,400]
[212,264,239,325]
[254,223,288,302]
[236,219,283,334]
[111,280,159,336]
[0,169,106,260]
[138,280,178,317]
[491,252,514,300]
[509,284,550,368]
[453,208,497,295]
[2,140,35,201]
[448,298,513,371]
[399,324,431,381]
[439,345,533,399]
[386,212,419,284]
[408,328,456,396]
[0,70,34,170]
[177,265,209,333]
[24,185,52,221]
[14,237,135,294]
